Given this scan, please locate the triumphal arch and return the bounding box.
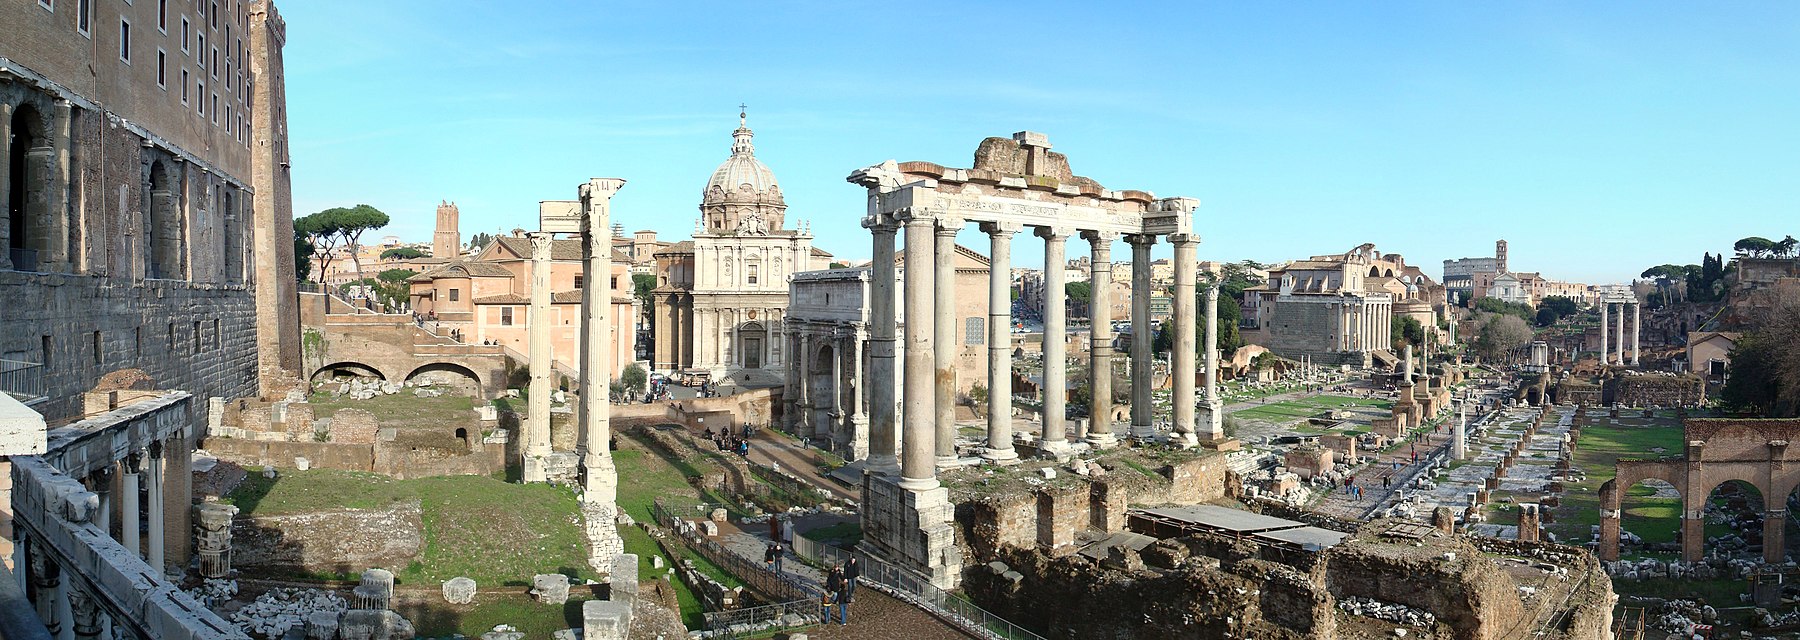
[847,131,1209,587]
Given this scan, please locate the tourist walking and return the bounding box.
[824,566,848,625]
[764,543,778,572]
[843,556,861,603]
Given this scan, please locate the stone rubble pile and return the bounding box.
[1651,599,1707,636]
[1603,558,1737,581]
[182,578,239,608]
[1753,607,1800,628]
[228,587,349,638]
[1336,596,1437,628]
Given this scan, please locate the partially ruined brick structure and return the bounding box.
[1600,417,1800,563]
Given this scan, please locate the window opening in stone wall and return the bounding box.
[501,307,513,326]
[135,327,142,357]
[8,104,51,273]
[158,0,167,32]
[966,317,984,345]
[212,94,219,124]
[92,331,102,364]
[168,323,175,349]
[181,69,190,104]
[211,46,218,78]
[119,19,132,63]
[212,319,220,350]
[41,336,52,370]
[197,34,206,68]
[449,289,459,302]
[77,0,91,35]
[156,49,167,88]
[181,17,190,52]
[197,81,205,114]
[574,275,583,289]
[210,1,218,28]
[147,161,179,279]
[748,264,759,285]
[192,321,202,354]
[38,0,52,12]
[610,276,618,290]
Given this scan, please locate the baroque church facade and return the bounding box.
[650,113,830,383]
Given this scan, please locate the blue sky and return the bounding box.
[283,1,1800,284]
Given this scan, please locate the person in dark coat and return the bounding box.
[843,555,861,603]
[824,566,848,625]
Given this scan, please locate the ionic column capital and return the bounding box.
[1034,226,1075,241]
[1124,233,1159,247]
[980,221,1024,236]
[894,207,937,224]
[935,215,966,233]
[861,212,900,232]
[1166,232,1199,245]
[1081,230,1123,246]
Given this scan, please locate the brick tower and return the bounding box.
[434,201,461,258]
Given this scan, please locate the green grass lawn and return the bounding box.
[1547,419,1688,544]
[223,469,589,587]
[402,593,597,639]
[307,391,478,429]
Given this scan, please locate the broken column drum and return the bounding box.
[195,502,239,578]
[354,568,395,610]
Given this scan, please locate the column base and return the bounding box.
[935,455,961,469]
[1084,427,1118,449]
[897,475,941,492]
[1130,422,1156,440]
[861,473,964,591]
[980,446,1021,465]
[582,453,617,505]
[865,454,901,478]
[1169,432,1199,449]
[1038,438,1075,462]
[1199,402,1226,442]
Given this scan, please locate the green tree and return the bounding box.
[1065,281,1094,321]
[631,273,657,306]
[829,261,851,269]
[620,363,648,396]
[1721,299,1800,417]
[294,212,346,285]
[468,232,496,252]
[294,236,315,282]
[330,205,391,289]
[1777,235,1798,258]
[1535,307,1559,327]
[1735,236,1778,258]
[1539,295,1580,319]
[381,247,425,260]
[1473,297,1534,322]
[1391,315,1426,348]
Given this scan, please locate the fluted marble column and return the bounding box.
[934,217,963,466]
[579,178,623,502]
[524,231,554,483]
[1599,302,1610,365]
[866,220,901,476]
[899,212,938,490]
[1038,227,1072,452]
[121,454,141,559]
[1170,234,1198,447]
[1127,234,1157,440]
[1201,277,1225,441]
[1615,301,1626,366]
[146,442,165,573]
[1631,302,1642,366]
[982,223,1021,463]
[1084,230,1120,447]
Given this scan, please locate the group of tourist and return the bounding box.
[820,557,860,625]
[702,426,751,456]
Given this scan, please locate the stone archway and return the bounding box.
[311,361,386,383]
[146,160,180,279]
[6,102,53,271]
[811,343,837,443]
[406,362,482,397]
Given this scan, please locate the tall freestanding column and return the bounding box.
[1631,302,1641,366]
[1614,301,1626,366]
[1169,235,1198,447]
[866,219,901,476]
[1454,399,1467,460]
[1127,234,1157,440]
[982,223,1021,463]
[1599,302,1610,365]
[1201,279,1225,441]
[524,232,555,482]
[1038,227,1072,452]
[934,217,963,465]
[1084,231,1120,447]
[579,178,624,502]
[899,212,939,490]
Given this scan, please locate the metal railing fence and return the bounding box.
[0,359,46,404]
[700,599,819,638]
[789,532,1047,640]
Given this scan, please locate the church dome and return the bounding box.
[703,112,782,202]
[699,110,787,234]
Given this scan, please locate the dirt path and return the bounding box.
[744,430,858,502]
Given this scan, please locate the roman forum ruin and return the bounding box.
[846,131,1225,586]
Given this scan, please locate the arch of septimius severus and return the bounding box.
[847,131,1214,588]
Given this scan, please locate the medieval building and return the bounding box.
[649,112,831,384]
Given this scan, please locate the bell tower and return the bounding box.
[434,201,461,258]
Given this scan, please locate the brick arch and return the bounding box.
[310,361,387,382]
[405,361,483,388]
[1604,460,1686,510]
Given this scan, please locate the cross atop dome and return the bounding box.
[732,104,754,156]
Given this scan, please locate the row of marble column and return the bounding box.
[864,213,1219,492]
[1338,300,1391,352]
[13,440,183,640]
[1598,301,1642,366]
